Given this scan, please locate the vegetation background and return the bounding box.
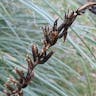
[0,0,96,96]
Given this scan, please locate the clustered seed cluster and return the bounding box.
[3,2,96,96]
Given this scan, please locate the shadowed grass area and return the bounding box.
[0,0,96,96]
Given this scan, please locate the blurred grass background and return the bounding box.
[0,0,96,96]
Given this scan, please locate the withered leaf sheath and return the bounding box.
[4,2,96,96]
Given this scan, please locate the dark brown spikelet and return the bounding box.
[26,55,34,70]
[15,69,25,79]
[58,11,77,40]
[42,19,59,46]
[42,26,50,45]
[38,51,54,64]
[32,45,38,62]
[63,29,68,42]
